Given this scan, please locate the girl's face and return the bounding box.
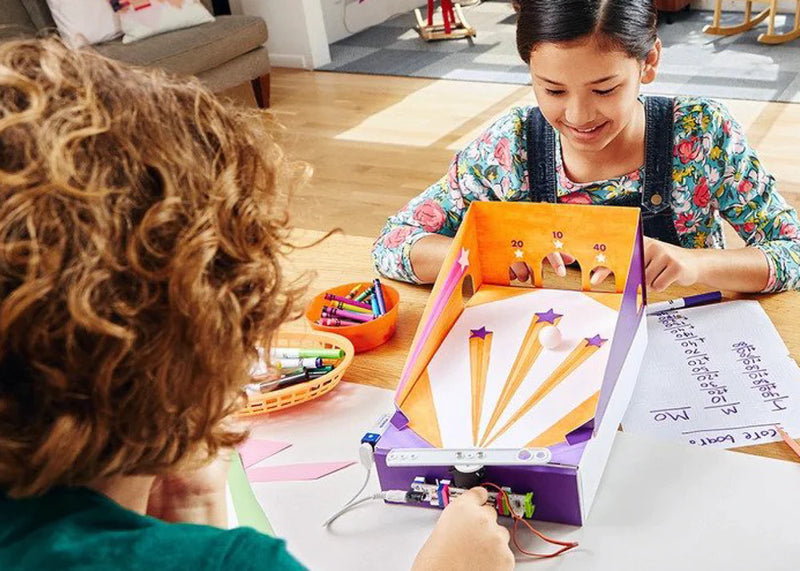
[529,36,660,153]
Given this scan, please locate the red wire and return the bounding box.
[482,482,579,559]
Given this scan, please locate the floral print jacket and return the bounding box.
[372,97,800,292]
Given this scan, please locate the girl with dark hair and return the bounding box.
[373,0,800,294]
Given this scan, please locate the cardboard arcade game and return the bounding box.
[373,202,648,525]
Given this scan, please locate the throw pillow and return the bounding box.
[46,0,121,48]
[110,0,214,44]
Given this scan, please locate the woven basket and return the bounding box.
[236,330,354,417]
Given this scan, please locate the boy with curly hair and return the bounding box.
[0,39,514,571]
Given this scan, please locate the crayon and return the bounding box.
[373,279,387,316]
[271,347,344,360]
[324,293,372,310]
[318,317,360,327]
[346,285,361,299]
[370,295,380,318]
[325,300,373,314]
[322,306,374,323]
[355,286,374,302]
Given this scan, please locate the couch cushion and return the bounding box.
[94,15,267,77]
[197,45,270,93]
[20,0,56,30]
[1,0,36,39]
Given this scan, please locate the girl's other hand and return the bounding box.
[642,236,700,292]
[510,253,576,283]
[591,237,700,291]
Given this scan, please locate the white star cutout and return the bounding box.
[553,239,564,249]
[596,253,606,264]
[458,248,470,271]
[514,249,524,259]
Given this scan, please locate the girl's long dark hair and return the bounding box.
[516,0,658,63]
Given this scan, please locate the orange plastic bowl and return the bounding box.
[305,282,399,353]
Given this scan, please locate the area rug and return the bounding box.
[320,0,800,103]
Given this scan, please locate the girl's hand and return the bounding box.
[590,237,701,291]
[511,253,576,283]
[515,239,701,292]
[642,236,700,292]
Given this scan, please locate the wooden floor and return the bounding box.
[223,69,800,240]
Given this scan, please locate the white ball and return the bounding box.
[539,325,562,350]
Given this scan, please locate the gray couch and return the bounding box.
[0,0,271,107]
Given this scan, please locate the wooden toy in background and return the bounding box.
[414,1,476,41]
[236,330,354,417]
[305,281,399,353]
[703,0,800,45]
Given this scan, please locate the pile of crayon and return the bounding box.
[316,279,389,327]
[245,346,345,395]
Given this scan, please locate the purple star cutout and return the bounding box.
[585,335,607,348]
[470,327,491,339]
[535,308,563,324]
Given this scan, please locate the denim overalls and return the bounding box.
[525,96,687,245]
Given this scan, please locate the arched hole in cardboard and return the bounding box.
[541,252,581,291]
[461,273,475,303]
[589,266,616,293]
[509,261,534,287]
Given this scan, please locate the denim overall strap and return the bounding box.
[525,106,558,203]
[525,100,684,246]
[640,96,682,245]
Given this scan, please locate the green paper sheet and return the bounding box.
[228,452,274,535]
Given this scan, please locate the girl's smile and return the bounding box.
[562,120,610,143]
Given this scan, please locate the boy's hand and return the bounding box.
[147,453,231,528]
[412,487,514,571]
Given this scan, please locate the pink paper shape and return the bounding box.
[238,439,291,468]
[397,249,468,395]
[246,461,355,483]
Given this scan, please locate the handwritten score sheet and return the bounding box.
[622,300,800,449]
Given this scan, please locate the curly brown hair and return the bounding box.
[0,38,307,497]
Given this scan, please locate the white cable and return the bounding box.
[323,489,411,527]
[323,492,385,527]
[343,463,372,510]
[322,443,376,528]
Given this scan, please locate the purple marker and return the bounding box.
[324,293,372,310]
[373,279,387,315]
[646,291,722,315]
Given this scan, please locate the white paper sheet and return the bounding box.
[622,300,800,449]
[425,289,617,448]
[249,381,800,571]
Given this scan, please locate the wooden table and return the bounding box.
[283,230,800,464]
